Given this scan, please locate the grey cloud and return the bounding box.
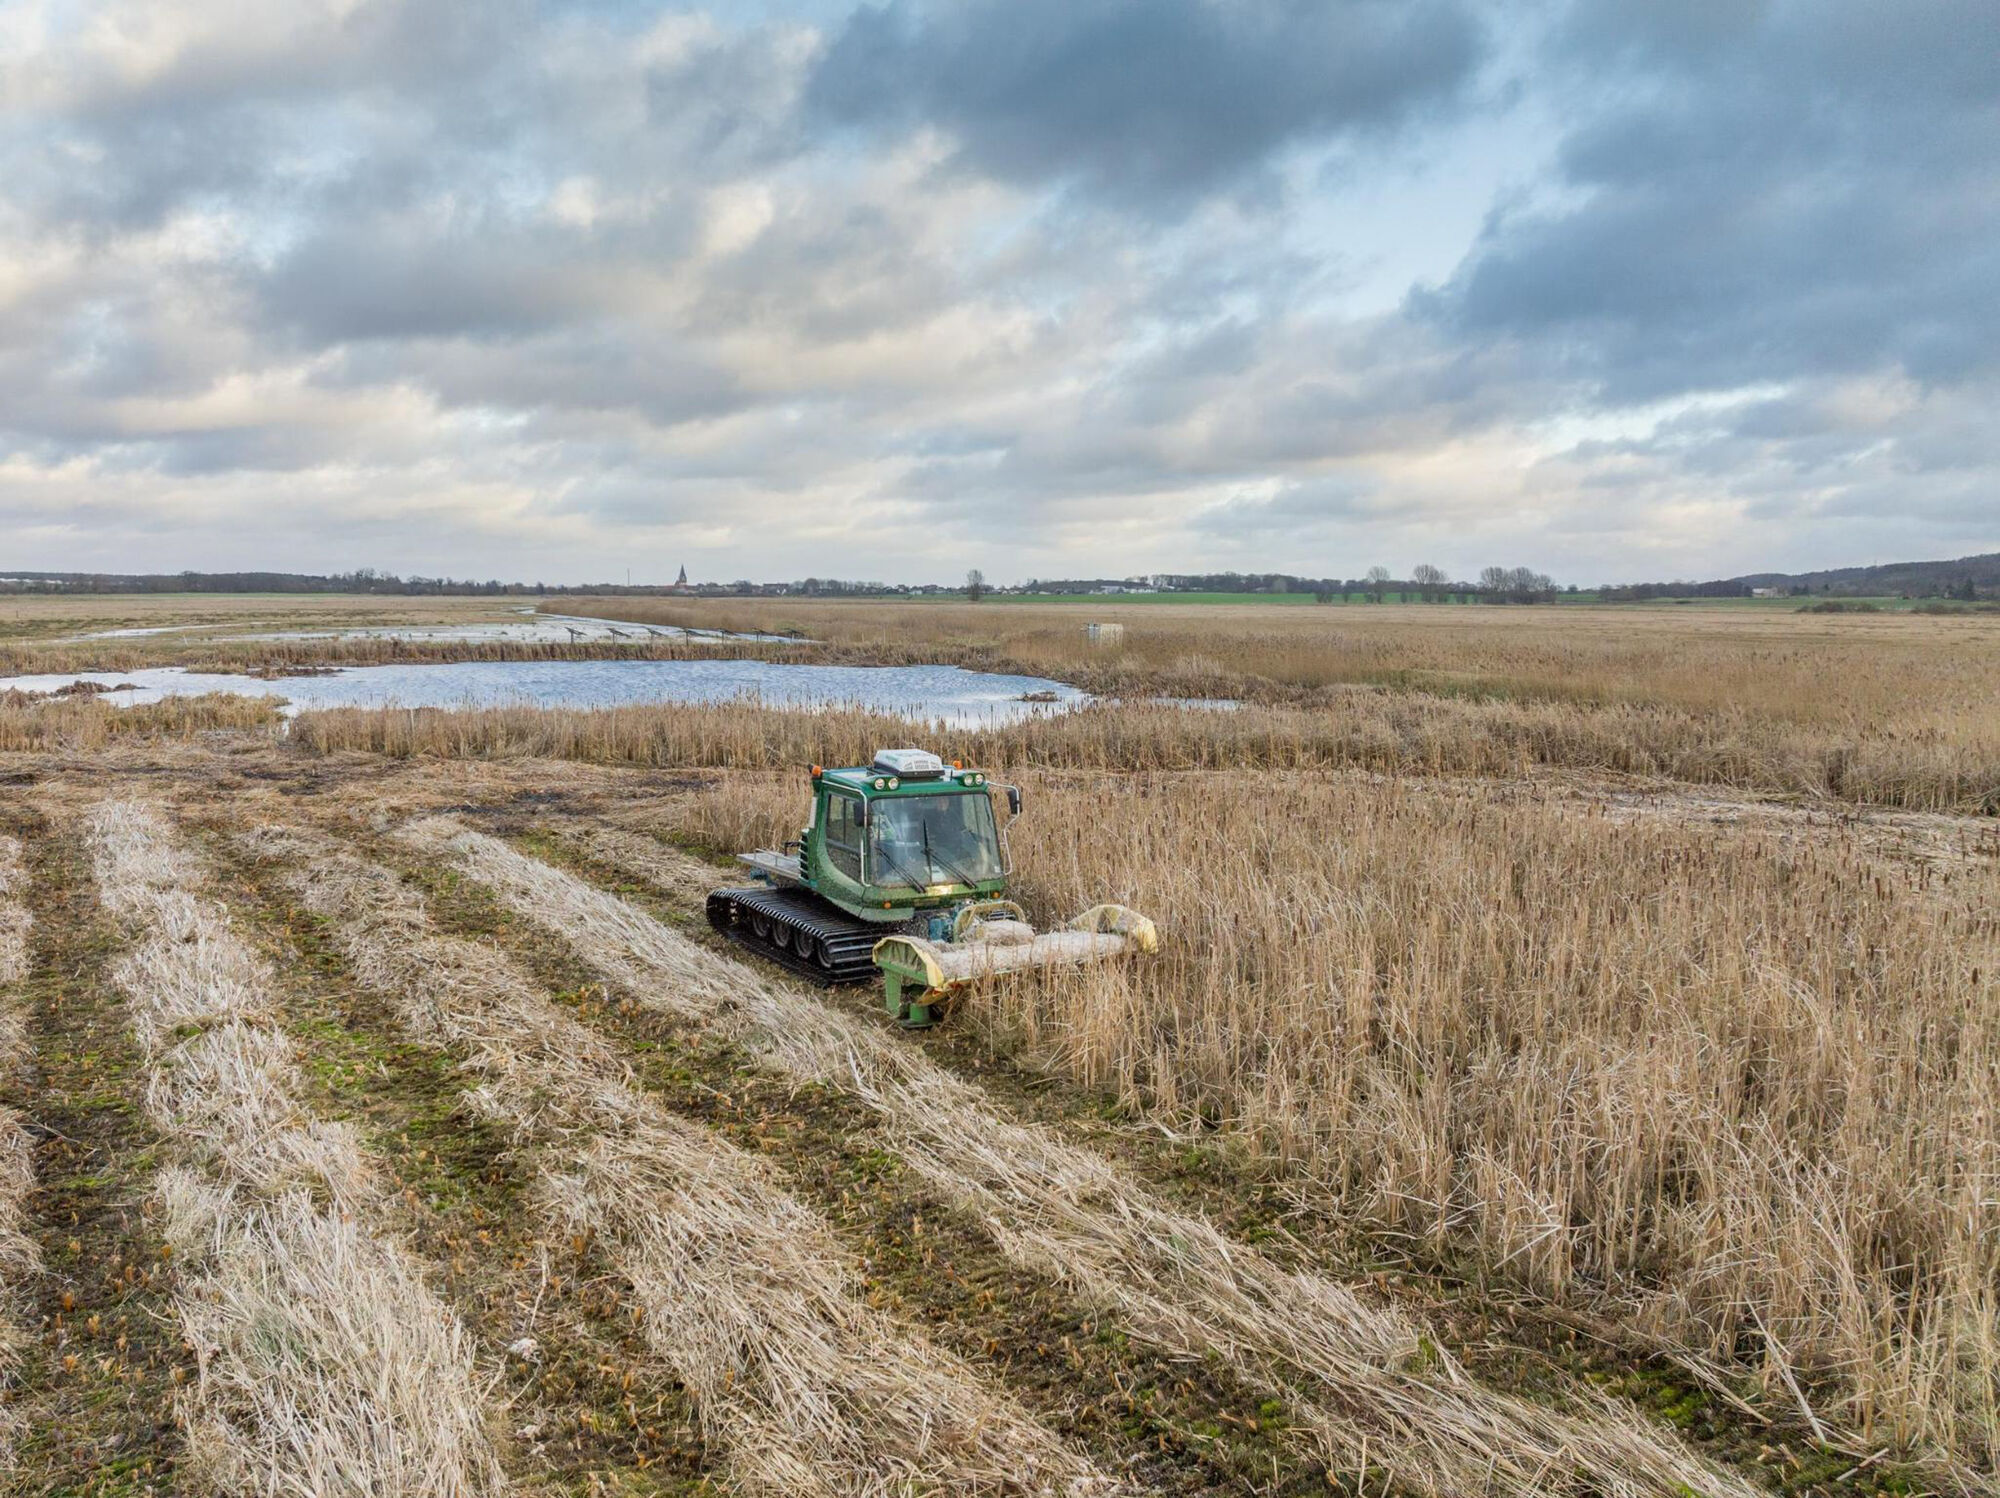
[1432,0,2000,400]
[808,0,1484,205]
[1190,476,1375,536]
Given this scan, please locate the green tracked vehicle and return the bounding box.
[706,747,1158,1026]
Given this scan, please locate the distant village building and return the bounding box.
[1751,587,1784,598]
[668,565,691,593]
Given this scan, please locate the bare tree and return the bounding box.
[1364,565,1391,603]
[1411,563,1446,602]
[1476,565,1556,603]
[965,568,988,602]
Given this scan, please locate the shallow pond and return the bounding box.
[0,658,1088,726]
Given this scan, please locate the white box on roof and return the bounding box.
[871,748,947,778]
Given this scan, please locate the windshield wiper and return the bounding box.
[868,838,928,891]
[921,817,980,888]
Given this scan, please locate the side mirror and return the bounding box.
[1006,786,1022,816]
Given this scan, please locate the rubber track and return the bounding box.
[705,885,891,987]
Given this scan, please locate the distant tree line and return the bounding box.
[0,569,539,596]
[1601,552,1997,601]
[1022,568,1565,604]
[1596,579,1756,602]
[8,552,1991,603]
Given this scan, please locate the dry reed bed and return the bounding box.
[292,694,2000,813]
[552,595,2000,727]
[402,817,1748,1498]
[0,632,789,679]
[0,693,282,751]
[240,821,1108,1498]
[83,801,506,1496]
[0,837,38,1466]
[661,768,2000,1472]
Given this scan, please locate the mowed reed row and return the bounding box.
[657,767,2000,1467]
[241,821,1111,1497]
[0,838,36,1468]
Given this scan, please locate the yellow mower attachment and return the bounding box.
[872,903,1160,1027]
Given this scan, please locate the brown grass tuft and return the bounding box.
[0,693,282,750]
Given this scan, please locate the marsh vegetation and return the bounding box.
[0,593,1993,1492]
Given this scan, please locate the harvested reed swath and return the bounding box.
[0,837,27,993]
[241,824,1108,1498]
[83,801,506,1497]
[157,1169,501,1498]
[0,837,38,1467]
[404,817,1750,1498]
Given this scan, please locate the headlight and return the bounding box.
[887,776,899,789]
[872,776,887,790]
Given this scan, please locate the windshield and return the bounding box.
[866,792,1004,889]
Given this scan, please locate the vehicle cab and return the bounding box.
[806,748,1019,920]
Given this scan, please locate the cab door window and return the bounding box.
[823,792,863,880]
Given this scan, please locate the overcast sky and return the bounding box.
[3,0,1995,585]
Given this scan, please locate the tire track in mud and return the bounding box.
[82,800,509,1497]
[236,820,1114,1498]
[2,800,192,1496]
[404,814,1757,1498]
